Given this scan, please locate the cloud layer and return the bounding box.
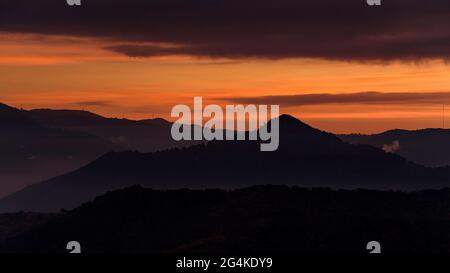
[221,92,450,106]
[1,0,450,61]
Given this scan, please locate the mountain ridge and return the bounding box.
[0,103,122,198]
[0,102,196,198]
[1,114,449,212]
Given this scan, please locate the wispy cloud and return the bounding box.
[219,92,450,106]
[71,100,113,107]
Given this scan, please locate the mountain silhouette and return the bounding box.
[0,103,200,197]
[0,103,121,198]
[0,103,40,129]
[3,185,450,254]
[340,129,450,167]
[1,114,449,212]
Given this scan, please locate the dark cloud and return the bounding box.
[103,44,190,58]
[221,92,450,106]
[1,0,450,61]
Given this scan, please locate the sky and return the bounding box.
[1,0,450,133]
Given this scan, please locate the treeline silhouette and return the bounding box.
[2,185,450,254]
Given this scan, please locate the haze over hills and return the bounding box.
[2,114,450,212]
[0,103,197,198]
[339,129,450,167]
[0,103,121,198]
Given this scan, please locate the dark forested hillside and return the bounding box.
[0,212,54,242]
[3,185,450,254]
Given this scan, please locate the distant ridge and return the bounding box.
[339,128,450,167]
[27,107,191,152]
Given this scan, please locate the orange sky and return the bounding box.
[1,32,450,133]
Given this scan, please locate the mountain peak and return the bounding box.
[278,114,312,128]
[278,114,297,120]
[270,114,325,137]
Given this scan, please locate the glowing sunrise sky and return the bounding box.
[1,0,450,133]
